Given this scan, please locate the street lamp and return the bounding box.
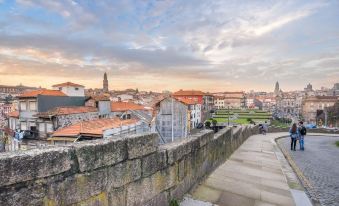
[228,105,230,126]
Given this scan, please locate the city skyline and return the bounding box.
[0,0,339,92]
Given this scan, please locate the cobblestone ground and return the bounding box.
[279,136,339,206]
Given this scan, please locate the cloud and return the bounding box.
[0,0,338,91]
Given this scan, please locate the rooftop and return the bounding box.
[178,98,200,105]
[173,90,205,96]
[52,118,138,137]
[37,106,98,118]
[19,89,67,98]
[111,101,145,112]
[52,82,84,88]
[87,95,110,101]
[7,111,19,118]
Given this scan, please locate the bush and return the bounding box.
[169,199,179,206]
[336,141,339,147]
[212,119,218,126]
[205,121,211,128]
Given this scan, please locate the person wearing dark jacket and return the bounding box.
[289,123,299,151]
[298,121,307,150]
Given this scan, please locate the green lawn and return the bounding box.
[206,109,272,125]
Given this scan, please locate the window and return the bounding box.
[20,101,27,111]
[20,122,27,130]
[39,123,45,132]
[46,123,53,133]
[29,122,37,131]
[75,87,79,90]
[29,101,37,111]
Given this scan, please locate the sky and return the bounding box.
[0,0,338,92]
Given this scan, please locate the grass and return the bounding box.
[206,109,272,125]
[213,115,271,119]
[336,141,339,147]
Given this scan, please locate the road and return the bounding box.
[278,136,339,206]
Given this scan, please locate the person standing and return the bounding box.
[289,123,299,151]
[298,121,307,150]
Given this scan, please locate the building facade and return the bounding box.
[153,97,189,143]
[301,96,339,124]
[52,82,85,97]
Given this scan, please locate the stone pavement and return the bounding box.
[278,135,339,206]
[182,133,312,206]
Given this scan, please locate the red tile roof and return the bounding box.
[111,101,145,112]
[52,82,84,88]
[19,89,67,98]
[87,95,110,101]
[52,118,138,137]
[173,90,205,96]
[177,98,200,105]
[37,106,98,117]
[7,111,19,118]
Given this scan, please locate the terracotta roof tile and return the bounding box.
[52,118,138,137]
[19,89,67,98]
[52,82,84,87]
[37,106,97,117]
[111,101,145,112]
[177,98,200,105]
[7,111,19,118]
[173,90,205,96]
[87,95,110,101]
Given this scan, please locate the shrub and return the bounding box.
[169,199,179,206]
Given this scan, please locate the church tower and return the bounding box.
[274,81,279,96]
[103,72,108,92]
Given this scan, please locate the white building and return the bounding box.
[117,94,134,102]
[52,82,85,97]
[214,96,225,109]
[180,99,202,129]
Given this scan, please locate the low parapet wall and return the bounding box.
[0,125,259,206]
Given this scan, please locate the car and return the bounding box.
[305,124,316,129]
[196,123,204,129]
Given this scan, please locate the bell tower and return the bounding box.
[103,72,108,92]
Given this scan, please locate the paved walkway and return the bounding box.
[182,133,312,206]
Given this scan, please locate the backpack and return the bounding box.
[300,126,306,135]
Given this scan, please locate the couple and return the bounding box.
[289,121,307,151]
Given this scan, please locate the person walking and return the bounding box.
[289,123,299,151]
[298,121,307,150]
[262,121,268,135]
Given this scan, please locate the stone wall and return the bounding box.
[56,112,99,129]
[0,125,259,206]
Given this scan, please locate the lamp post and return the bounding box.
[227,105,230,126]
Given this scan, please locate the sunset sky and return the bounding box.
[0,0,338,92]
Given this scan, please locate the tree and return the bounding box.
[205,121,211,128]
[212,119,217,127]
